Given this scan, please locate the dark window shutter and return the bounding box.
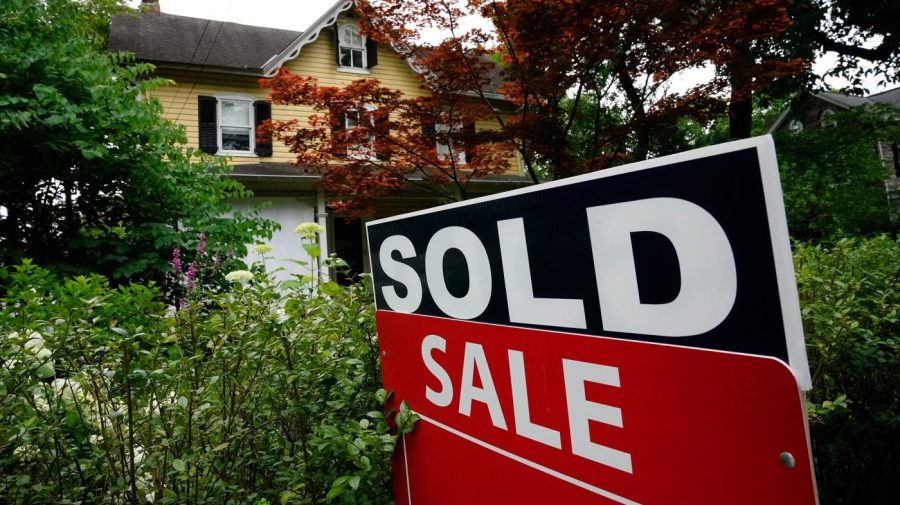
[463,122,476,165]
[330,108,346,157]
[366,38,378,68]
[334,27,341,65]
[198,95,218,154]
[374,108,391,160]
[422,123,436,143]
[254,100,272,157]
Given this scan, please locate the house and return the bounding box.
[768,86,900,221]
[109,0,528,281]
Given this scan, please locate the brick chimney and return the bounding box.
[141,0,161,14]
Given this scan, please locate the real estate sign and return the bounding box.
[366,136,817,504]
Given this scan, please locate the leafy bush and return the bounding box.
[795,236,900,504]
[0,230,413,504]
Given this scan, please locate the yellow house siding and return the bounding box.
[149,23,522,174]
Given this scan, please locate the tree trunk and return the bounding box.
[728,92,753,139]
[728,43,753,140]
[615,61,650,161]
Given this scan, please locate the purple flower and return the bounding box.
[186,262,197,292]
[172,248,182,276]
[197,232,206,256]
[212,254,221,267]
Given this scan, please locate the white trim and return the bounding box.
[336,66,371,75]
[316,188,331,282]
[415,413,641,505]
[767,104,792,133]
[366,135,813,390]
[262,0,355,77]
[755,137,812,391]
[402,434,413,505]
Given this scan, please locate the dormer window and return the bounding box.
[339,24,366,69]
[334,23,378,72]
[820,109,837,128]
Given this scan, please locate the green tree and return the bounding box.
[0,0,274,283]
[774,106,898,240]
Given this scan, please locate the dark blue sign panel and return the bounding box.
[366,136,810,388]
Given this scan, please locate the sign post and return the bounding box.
[367,136,817,504]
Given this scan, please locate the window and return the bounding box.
[334,23,377,72]
[424,120,474,165]
[435,122,467,165]
[820,109,837,128]
[345,107,375,160]
[219,96,254,153]
[197,95,272,157]
[338,24,366,69]
[788,119,803,133]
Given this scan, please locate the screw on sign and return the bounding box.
[367,136,818,504]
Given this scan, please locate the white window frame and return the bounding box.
[820,109,837,128]
[435,122,467,165]
[337,23,369,73]
[216,93,256,156]
[345,105,377,160]
[788,119,804,133]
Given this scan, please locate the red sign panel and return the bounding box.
[379,311,816,505]
[367,137,817,503]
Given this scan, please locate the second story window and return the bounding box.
[435,122,467,165]
[424,120,476,165]
[345,108,375,159]
[334,23,377,72]
[219,96,254,153]
[197,95,273,157]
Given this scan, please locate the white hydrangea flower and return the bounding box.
[13,444,39,461]
[252,243,273,254]
[293,222,324,236]
[224,270,253,283]
[31,385,50,412]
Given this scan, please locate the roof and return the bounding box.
[109,12,300,73]
[869,87,900,108]
[815,91,874,109]
[767,85,900,132]
[110,1,509,98]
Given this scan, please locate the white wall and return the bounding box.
[231,196,318,283]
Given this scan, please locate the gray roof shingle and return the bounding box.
[109,13,300,72]
[868,87,900,108]
[816,91,873,109]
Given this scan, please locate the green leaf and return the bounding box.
[172,459,186,472]
[35,365,55,378]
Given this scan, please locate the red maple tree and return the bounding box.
[261,0,805,217]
